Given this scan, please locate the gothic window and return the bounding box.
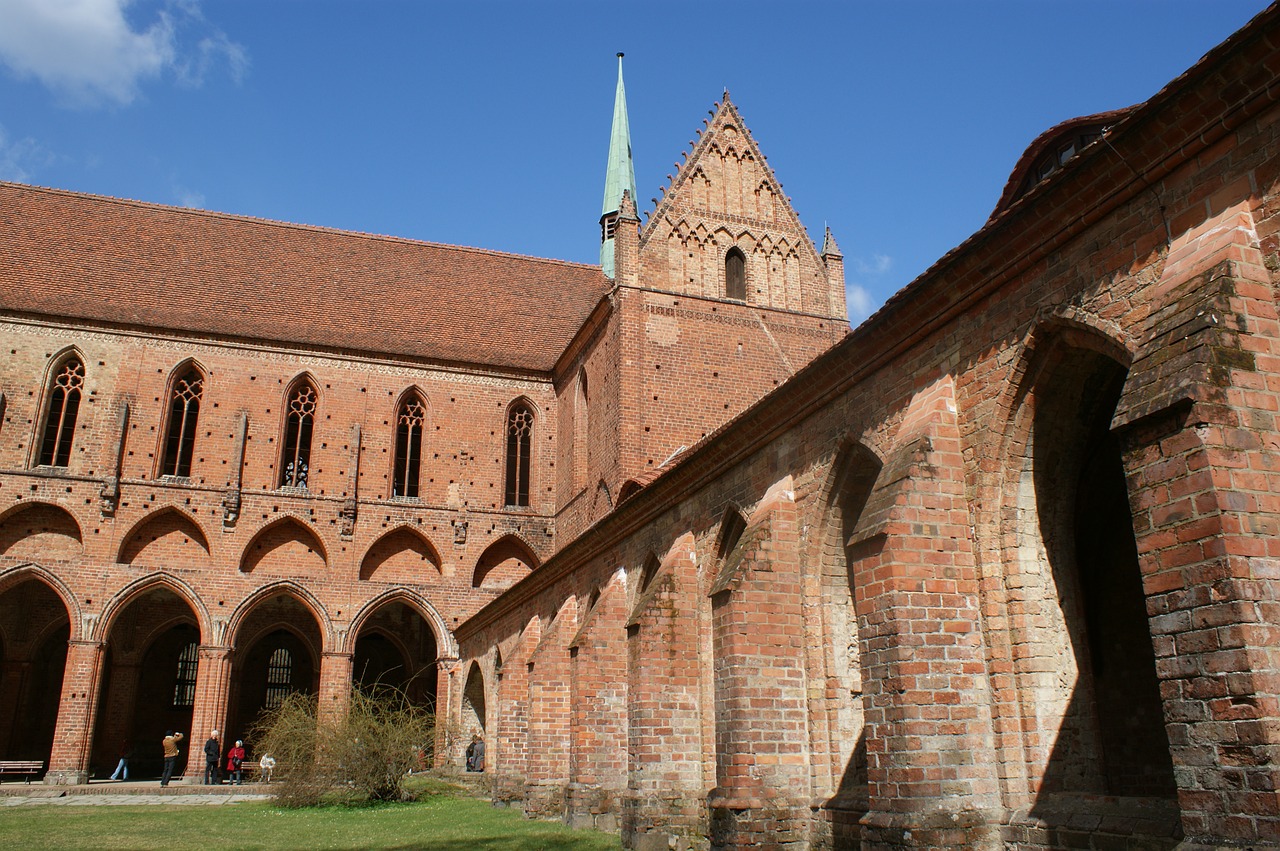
[505,403,533,507]
[265,647,293,709]
[725,247,746,300]
[37,356,84,467]
[173,642,198,708]
[393,392,427,498]
[280,381,317,489]
[160,367,203,478]
[573,370,589,489]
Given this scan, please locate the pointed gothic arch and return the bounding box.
[391,387,430,499]
[33,347,86,469]
[358,525,443,582]
[116,506,211,568]
[97,572,212,646]
[278,373,319,489]
[0,501,83,564]
[157,359,208,479]
[347,587,456,659]
[994,323,1173,802]
[239,516,328,574]
[504,398,536,507]
[472,534,539,590]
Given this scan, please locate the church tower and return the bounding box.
[600,53,637,279]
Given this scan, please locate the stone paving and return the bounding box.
[0,779,270,806]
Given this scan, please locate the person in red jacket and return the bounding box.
[225,740,247,785]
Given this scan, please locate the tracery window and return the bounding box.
[38,357,84,467]
[504,403,533,507]
[725,247,746,300]
[393,393,427,498]
[280,382,317,489]
[265,647,293,709]
[160,367,203,478]
[173,642,198,708]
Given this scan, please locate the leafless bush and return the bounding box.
[250,686,438,806]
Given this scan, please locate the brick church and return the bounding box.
[4,5,1280,848]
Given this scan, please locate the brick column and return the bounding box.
[525,612,572,818]
[567,575,626,833]
[1113,213,1280,846]
[188,646,231,775]
[851,405,1001,847]
[708,484,811,848]
[625,535,707,851]
[45,639,106,785]
[432,657,457,769]
[493,628,535,804]
[317,651,352,726]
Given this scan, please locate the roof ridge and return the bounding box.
[0,180,602,271]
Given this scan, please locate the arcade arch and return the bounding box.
[226,591,324,741]
[1002,330,1174,801]
[472,534,538,591]
[0,577,71,773]
[91,584,203,779]
[350,598,440,710]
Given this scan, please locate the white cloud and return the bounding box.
[173,183,204,208]
[846,284,876,324]
[846,252,893,323]
[0,124,54,182]
[0,0,246,106]
[853,253,892,276]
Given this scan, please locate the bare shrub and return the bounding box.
[250,686,437,807]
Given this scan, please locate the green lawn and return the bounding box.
[0,790,622,851]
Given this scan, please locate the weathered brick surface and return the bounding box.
[5,8,1280,851]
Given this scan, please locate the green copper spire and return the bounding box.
[600,53,637,278]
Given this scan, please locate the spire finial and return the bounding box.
[601,53,638,278]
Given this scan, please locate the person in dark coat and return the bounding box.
[203,730,222,784]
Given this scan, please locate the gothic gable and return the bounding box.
[638,95,841,317]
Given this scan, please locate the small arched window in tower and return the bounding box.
[393,393,427,498]
[173,641,198,708]
[725,247,747,301]
[505,403,534,507]
[161,367,203,478]
[280,382,317,489]
[265,647,293,710]
[37,356,84,467]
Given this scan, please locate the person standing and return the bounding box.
[203,730,222,784]
[225,740,247,785]
[108,738,132,781]
[160,730,184,787]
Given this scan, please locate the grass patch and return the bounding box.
[0,785,621,850]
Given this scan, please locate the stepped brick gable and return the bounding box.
[5,9,1280,850]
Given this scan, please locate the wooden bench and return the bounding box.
[0,760,44,783]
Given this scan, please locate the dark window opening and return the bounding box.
[280,383,317,489]
[725,248,746,300]
[161,368,203,477]
[173,641,198,708]
[394,395,426,498]
[38,358,84,467]
[264,647,293,710]
[505,404,533,507]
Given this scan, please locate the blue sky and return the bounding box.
[0,0,1270,325]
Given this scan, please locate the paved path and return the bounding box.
[0,780,270,806]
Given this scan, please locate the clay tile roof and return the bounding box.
[0,182,611,372]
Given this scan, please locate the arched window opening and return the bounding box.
[505,404,533,507]
[38,357,84,467]
[725,247,747,300]
[393,394,427,498]
[161,368,203,478]
[573,370,589,490]
[173,641,199,708]
[264,647,293,710]
[717,508,747,563]
[280,382,317,489]
[639,554,660,594]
